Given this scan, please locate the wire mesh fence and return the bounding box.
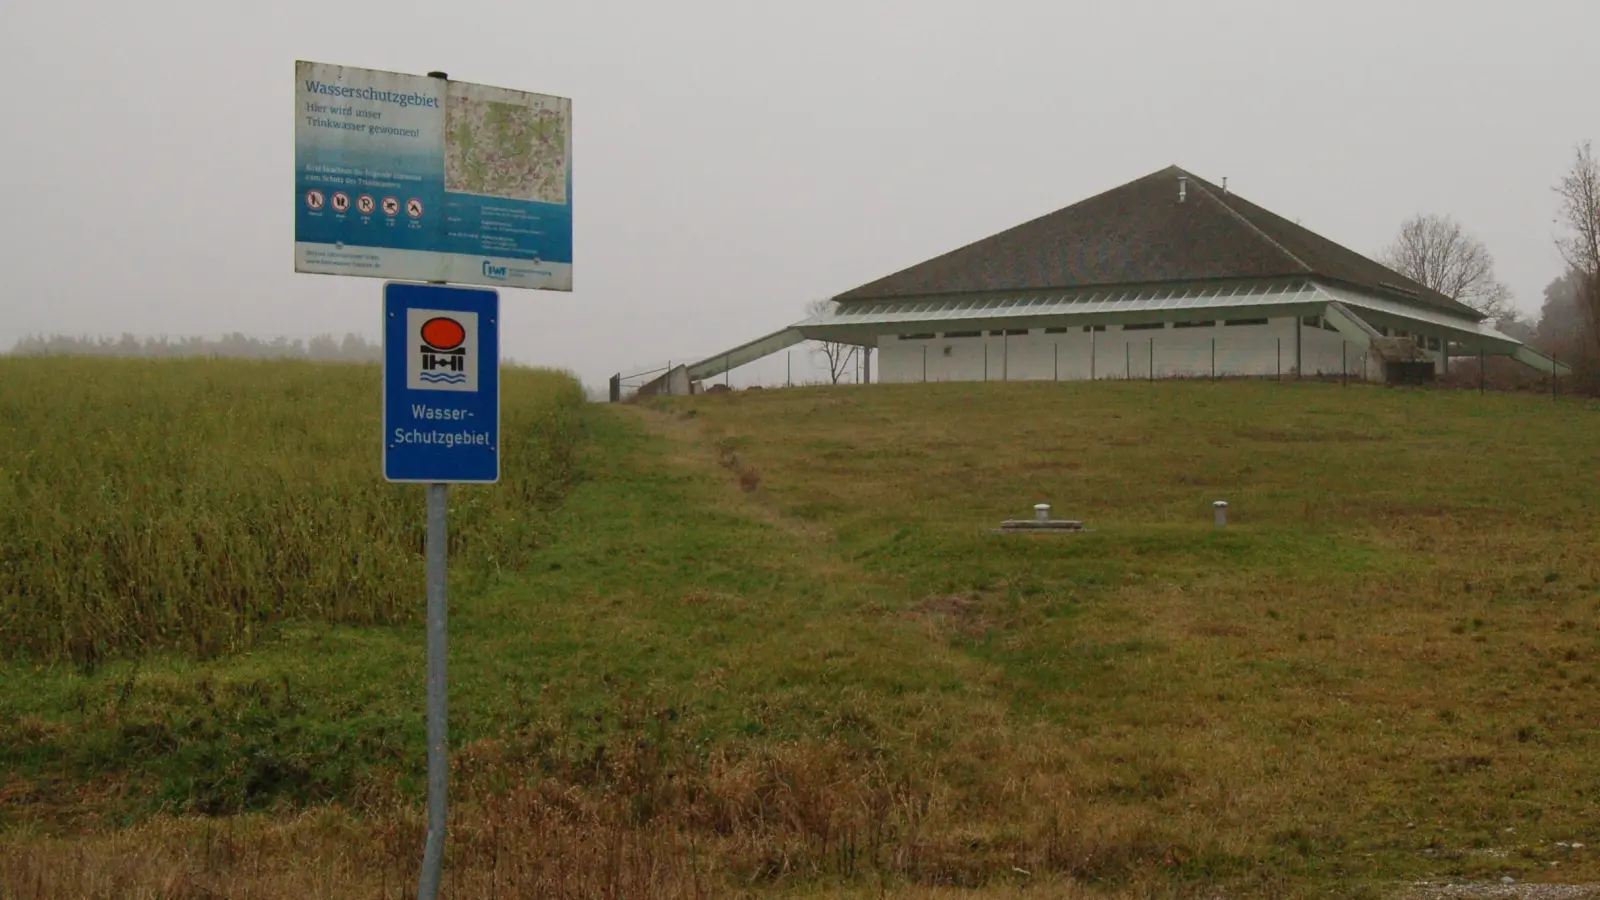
[610,335,1588,401]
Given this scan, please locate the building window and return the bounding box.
[1428,336,1442,351]
[1173,320,1216,328]
[1124,322,1165,331]
[1321,319,1340,332]
[899,333,935,341]
[943,331,980,338]
[1302,315,1321,328]
[1044,327,1070,334]
[1224,318,1269,326]
[1082,325,1106,332]
[991,329,1029,336]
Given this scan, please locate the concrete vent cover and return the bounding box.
[990,502,1087,534]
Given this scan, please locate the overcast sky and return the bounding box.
[1,0,1595,389]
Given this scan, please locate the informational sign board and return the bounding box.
[296,60,572,291]
[382,282,501,483]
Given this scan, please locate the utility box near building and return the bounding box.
[1384,359,1437,386]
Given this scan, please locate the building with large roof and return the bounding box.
[662,166,1563,391]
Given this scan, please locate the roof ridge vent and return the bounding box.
[1178,174,1188,203]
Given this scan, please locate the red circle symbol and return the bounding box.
[331,192,350,212]
[357,194,375,214]
[406,198,424,219]
[305,189,325,210]
[420,317,466,351]
[382,196,400,216]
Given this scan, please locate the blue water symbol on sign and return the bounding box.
[382,281,500,484]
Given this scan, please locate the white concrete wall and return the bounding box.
[873,311,1464,386]
[879,318,1337,383]
[1299,319,1378,380]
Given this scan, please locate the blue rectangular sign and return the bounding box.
[295,60,572,292]
[383,282,500,483]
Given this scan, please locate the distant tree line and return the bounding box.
[7,332,382,362]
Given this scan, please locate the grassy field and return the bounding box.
[2,368,1599,898]
[0,357,583,664]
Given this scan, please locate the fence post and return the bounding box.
[1342,342,1347,387]
[1149,337,1154,382]
[1090,329,1096,380]
[1277,336,1282,382]
[1211,337,1216,381]
[786,351,791,387]
[1295,318,1303,380]
[984,342,989,382]
[1125,342,1130,380]
[1053,342,1059,381]
[1478,346,1485,394]
[922,345,928,383]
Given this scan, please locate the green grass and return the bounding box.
[0,357,583,664]
[3,373,1599,897]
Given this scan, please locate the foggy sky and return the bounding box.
[1,0,1595,390]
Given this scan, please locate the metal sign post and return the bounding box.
[295,56,566,900]
[382,281,500,900]
[421,481,449,900]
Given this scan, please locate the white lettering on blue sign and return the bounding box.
[383,282,500,484]
[412,405,470,420]
[392,428,493,448]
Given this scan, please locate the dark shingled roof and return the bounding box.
[832,166,1482,320]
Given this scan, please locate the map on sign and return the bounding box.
[446,87,569,205]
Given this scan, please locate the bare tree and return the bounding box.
[805,298,857,384]
[1554,140,1600,353]
[1379,213,1513,321]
